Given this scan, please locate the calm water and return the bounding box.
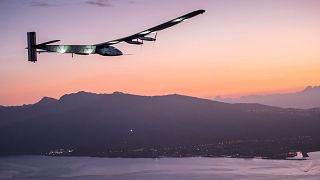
[1,152,320,180]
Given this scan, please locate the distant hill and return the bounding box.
[0,91,320,157]
[215,86,320,109]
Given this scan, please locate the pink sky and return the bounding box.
[0,0,320,105]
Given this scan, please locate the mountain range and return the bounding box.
[0,91,319,157]
[215,86,320,109]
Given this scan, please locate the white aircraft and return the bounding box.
[27,9,205,62]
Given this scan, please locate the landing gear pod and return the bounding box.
[27,32,37,62]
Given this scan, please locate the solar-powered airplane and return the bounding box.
[27,9,205,62]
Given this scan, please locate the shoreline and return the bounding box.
[0,152,313,161]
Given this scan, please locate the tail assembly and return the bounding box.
[27,32,37,62]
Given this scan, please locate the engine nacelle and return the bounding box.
[139,37,156,41]
[125,40,143,45]
[96,46,123,56]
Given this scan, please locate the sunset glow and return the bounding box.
[0,0,320,105]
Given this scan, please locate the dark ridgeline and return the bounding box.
[0,91,320,158]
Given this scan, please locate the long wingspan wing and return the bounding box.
[96,9,205,46]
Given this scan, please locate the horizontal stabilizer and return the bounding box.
[36,40,60,47]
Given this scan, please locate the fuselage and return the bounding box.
[37,45,123,56]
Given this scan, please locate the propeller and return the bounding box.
[153,32,158,46]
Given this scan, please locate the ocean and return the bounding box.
[1,152,320,180]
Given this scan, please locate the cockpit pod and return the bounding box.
[95,46,123,56]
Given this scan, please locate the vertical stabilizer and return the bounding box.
[27,32,37,62]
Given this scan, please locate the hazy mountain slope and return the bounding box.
[215,86,320,109]
[0,91,319,156]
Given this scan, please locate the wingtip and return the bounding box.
[190,9,205,15]
[199,9,206,14]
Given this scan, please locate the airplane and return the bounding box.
[27,9,205,62]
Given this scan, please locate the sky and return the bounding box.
[0,0,320,106]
